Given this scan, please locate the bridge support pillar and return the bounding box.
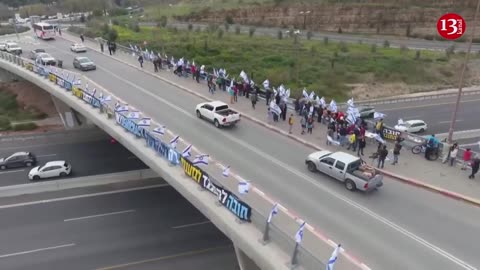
[234,244,262,270]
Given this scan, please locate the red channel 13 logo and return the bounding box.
[437,13,466,40]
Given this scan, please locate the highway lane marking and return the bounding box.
[64,209,136,222]
[0,184,169,210]
[172,220,212,229]
[50,43,477,269]
[438,120,463,124]
[379,98,480,112]
[36,154,57,158]
[0,169,25,175]
[0,243,75,259]
[94,245,232,270]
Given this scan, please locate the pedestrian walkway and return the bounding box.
[62,32,480,204]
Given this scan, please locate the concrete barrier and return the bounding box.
[0,169,158,198]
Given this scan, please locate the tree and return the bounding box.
[306,31,313,40]
[105,28,118,42]
[406,24,411,37]
[157,16,167,28]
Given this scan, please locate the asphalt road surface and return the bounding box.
[0,129,148,186]
[16,38,480,270]
[371,94,480,135]
[0,182,238,270]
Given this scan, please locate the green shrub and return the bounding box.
[217,29,224,39]
[306,31,313,40]
[0,116,10,131]
[12,122,37,131]
[249,27,256,37]
[235,25,241,35]
[188,23,193,31]
[323,36,329,45]
[383,40,390,48]
[277,30,283,40]
[112,19,120,26]
[225,15,234,24]
[109,8,128,17]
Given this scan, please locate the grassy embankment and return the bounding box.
[0,90,44,131]
[0,25,30,36]
[71,23,467,100]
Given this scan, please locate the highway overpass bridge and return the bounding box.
[0,52,367,270]
[2,34,480,270]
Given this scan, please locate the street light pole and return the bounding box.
[447,0,480,143]
[299,11,310,30]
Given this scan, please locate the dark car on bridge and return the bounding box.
[0,152,37,170]
[73,56,96,71]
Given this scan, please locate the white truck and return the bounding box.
[305,150,383,192]
[195,101,240,128]
[5,42,22,55]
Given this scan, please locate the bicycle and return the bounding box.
[411,144,439,161]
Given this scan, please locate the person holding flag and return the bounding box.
[238,179,250,194]
[170,135,180,149]
[222,166,230,177]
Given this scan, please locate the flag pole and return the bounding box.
[290,242,300,266]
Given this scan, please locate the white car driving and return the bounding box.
[394,119,427,133]
[28,160,72,181]
[70,43,87,53]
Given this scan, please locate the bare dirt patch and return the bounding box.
[1,81,57,117]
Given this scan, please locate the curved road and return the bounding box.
[19,38,480,270]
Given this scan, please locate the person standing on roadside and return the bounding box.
[449,143,459,167]
[100,42,104,53]
[265,88,272,106]
[469,157,480,179]
[462,148,473,170]
[306,116,314,134]
[357,135,366,156]
[288,114,294,134]
[392,140,402,165]
[80,34,84,43]
[300,116,306,135]
[138,54,144,68]
[347,131,356,151]
[250,89,257,109]
[378,145,388,169]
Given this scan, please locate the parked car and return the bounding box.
[394,119,427,133]
[195,101,241,128]
[305,150,383,192]
[35,52,56,66]
[73,56,96,71]
[0,152,36,170]
[70,43,87,53]
[29,48,46,60]
[358,106,375,119]
[28,160,72,181]
[5,42,22,55]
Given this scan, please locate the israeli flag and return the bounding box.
[347,98,354,107]
[327,135,341,146]
[372,133,386,144]
[320,97,326,107]
[309,91,315,100]
[295,222,306,244]
[127,111,140,119]
[192,60,195,66]
[91,88,97,97]
[193,154,209,166]
[263,79,270,90]
[346,113,356,125]
[374,112,386,119]
[302,88,309,99]
[170,135,180,149]
[115,105,128,113]
[85,83,89,91]
[182,144,192,158]
[153,125,166,136]
[222,166,230,177]
[267,203,278,223]
[326,244,341,270]
[101,95,112,103]
[329,100,338,113]
[269,101,282,116]
[397,118,404,125]
[137,117,151,127]
[240,70,249,82]
[238,179,250,194]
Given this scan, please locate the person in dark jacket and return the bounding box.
[281,103,287,121]
[138,55,144,68]
[317,106,323,123]
[265,89,272,105]
[392,141,402,165]
[357,136,366,156]
[250,90,257,109]
[377,145,388,169]
[469,157,480,179]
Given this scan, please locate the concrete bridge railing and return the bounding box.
[0,51,371,270]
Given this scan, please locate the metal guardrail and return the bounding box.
[0,50,368,270]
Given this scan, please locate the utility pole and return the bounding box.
[447,0,480,143]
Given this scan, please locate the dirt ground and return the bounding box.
[1,81,58,116]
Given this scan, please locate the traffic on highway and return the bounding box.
[9,33,478,270]
[1,19,480,270]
